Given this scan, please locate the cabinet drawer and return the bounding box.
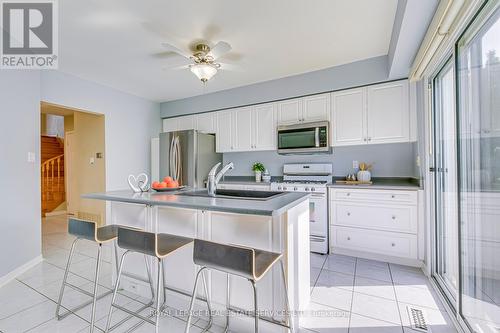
[332,226,417,259]
[330,189,417,204]
[332,202,416,233]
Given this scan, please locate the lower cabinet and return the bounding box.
[329,188,421,265]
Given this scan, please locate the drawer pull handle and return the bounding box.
[391,242,396,247]
[346,193,351,196]
[347,212,351,216]
[391,195,395,198]
[347,237,351,241]
[392,215,396,220]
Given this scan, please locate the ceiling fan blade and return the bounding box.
[161,42,192,59]
[209,41,232,60]
[162,64,190,71]
[218,62,243,72]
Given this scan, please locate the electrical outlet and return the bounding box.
[27,152,35,163]
[416,156,421,167]
[352,160,359,169]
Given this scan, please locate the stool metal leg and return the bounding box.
[251,281,259,333]
[105,250,129,333]
[280,260,294,333]
[201,269,213,332]
[185,267,212,333]
[89,243,103,333]
[56,238,79,319]
[223,274,230,333]
[154,258,162,333]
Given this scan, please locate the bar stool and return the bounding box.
[105,227,213,333]
[55,218,155,333]
[185,239,294,333]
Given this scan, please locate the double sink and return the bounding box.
[177,189,285,201]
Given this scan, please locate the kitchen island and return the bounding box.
[83,189,310,331]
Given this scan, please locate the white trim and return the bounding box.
[0,255,43,288]
[45,210,67,217]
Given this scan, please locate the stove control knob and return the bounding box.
[294,187,298,191]
[311,188,316,192]
[305,187,310,192]
[283,186,287,191]
[278,186,282,191]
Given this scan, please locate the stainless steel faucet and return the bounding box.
[207,162,234,196]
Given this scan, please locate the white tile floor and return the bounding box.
[0,215,459,333]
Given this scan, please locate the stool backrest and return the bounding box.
[68,218,96,242]
[193,239,255,280]
[118,227,156,257]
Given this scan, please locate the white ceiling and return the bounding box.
[58,0,398,102]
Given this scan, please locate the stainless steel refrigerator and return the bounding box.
[159,130,222,188]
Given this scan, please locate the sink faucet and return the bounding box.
[207,162,234,197]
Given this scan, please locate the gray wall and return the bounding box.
[161,56,394,117]
[0,70,161,282]
[0,71,42,280]
[223,142,418,178]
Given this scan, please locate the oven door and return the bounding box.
[277,122,330,154]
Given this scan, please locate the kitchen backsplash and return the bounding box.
[223,142,419,178]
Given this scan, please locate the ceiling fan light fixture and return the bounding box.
[189,62,218,82]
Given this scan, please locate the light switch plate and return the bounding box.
[28,152,35,163]
[89,157,95,165]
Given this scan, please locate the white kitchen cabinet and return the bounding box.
[367,80,409,144]
[195,112,216,133]
[253,103,277,150]
[233,106,253,151]
[277,98,302,124]
[302,93,330,122]
[176,115,195,131]
[277,94,329,125]
[216,110,234,152]
[331,80,410,147]
[162,118,179,132]
[329,187,421,265]
[332,88,366,146]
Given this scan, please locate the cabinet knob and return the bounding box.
[364,138,367,142]
[392,215,396,220]
[368,137,372,141]
[347,237,351,241]
[391,195,395,198]
[391,242,396,247]
[347,212,351,216]
[346,193,350,196]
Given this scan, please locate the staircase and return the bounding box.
[41,136,65,216]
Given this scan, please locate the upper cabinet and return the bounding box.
[195,112,216,133]
[331,80,410,147]
[332,88,366,146]
[163,117,180,132]
[162,115,195,132]
[216,103,277,153]
[366,81,409,144]
[277,93,330,125]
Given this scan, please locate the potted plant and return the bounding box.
[357,162,373,182]
[252,162,265,182]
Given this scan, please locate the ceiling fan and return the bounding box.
[161,40,233,83]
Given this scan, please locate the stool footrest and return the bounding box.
[56,288,113,320]
[109,303,156,326]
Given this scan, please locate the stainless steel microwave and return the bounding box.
[277,121,330,154]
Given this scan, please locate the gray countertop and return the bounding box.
[328,177,421,191]
[82,189,309,217]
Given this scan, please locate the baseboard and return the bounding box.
[0,255,43,288]
[330,247,424,267]
[45,210,67,217]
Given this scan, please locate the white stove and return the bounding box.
[271,163,332,254]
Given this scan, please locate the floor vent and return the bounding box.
[406,306,429,332]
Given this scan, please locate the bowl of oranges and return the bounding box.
[151,176,184,192]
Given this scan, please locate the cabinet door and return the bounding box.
[303,93,330,122]
[367,80,409,144]
[233,107,253,151]
[332,88,366,146]
[163,118,179,132]
[177,115,195,131]
[216,111,233,152]
[253,103,277,151]
[195,112,216,133]
[277,98,302,124]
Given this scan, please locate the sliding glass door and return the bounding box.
[456,2,500,332]
[432,59,459,300]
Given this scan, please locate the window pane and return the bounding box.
[457,5,500,332]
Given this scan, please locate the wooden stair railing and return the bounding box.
[41,154,65,216]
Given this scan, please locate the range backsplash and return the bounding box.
[223,142,418,178]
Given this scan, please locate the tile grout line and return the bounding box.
[347,257,358,333]
[388,264,405,333]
